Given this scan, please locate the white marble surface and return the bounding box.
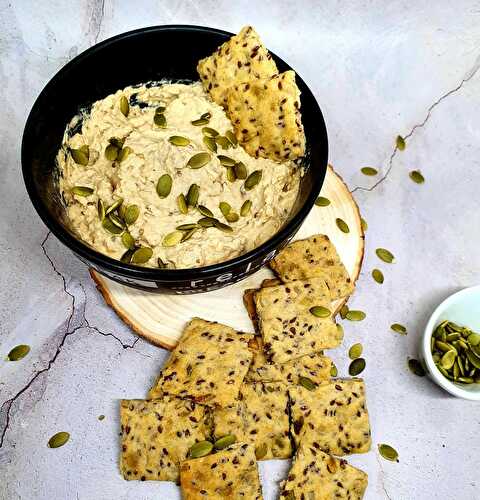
[1,1,480,499]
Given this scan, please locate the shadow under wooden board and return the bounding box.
[90,165,365,350]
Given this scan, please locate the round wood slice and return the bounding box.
[90,165,364,349]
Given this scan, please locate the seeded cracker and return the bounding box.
[180,443,263,499]
[289,379,371,456]
[269,234,354,300]
[197,25,278,107]
[120,398,211,482]
[148,318,254,407]
[213,382,291,460]
[280,444,368,499]
[255,278,342,364]
[226,70,306,161]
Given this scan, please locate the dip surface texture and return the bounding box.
[58,82,300,268]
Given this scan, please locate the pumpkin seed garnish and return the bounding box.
[203,136,217,153]
[408,358,426,377]
[105,144,119,161]
[409,170,425,184]
[215,136,231,149]
[102,217,123,235]
[234,162,248,180]
[225,212,239,223]
[155,106,166,114]
[225,130,238,147]
[187,152,211,169]
[168,135,191,147]
[189,440,213,459]
[186,184,200,207]
[217,155,236,167]
[336,218,350,233]
[315,196,330,207]
[226,166,236,182]
[372,269,384,284]
[299,376,316,391]
[348,343,363,360]
[191,118,209,126]
[120,95,129,117]
[198,217,216,228]
[177,194,188,214]
[201,112,211,120]
[345,310,366,321]
[202,127,219,137]
[361,167,378,176]
[157,174,172,198]
[391,323,407,335]
[361,217,368,232]
[162,231,184,246]
[97,199,105,221]
[309,306,331,318]
[240,200,252,217]
[378,443,399,462]
[48,431,70,449]
[124,205,139,225]
[154,113,166,128]
[198,205,214,217]
[214,435,236,450]
[71,186,93,197]
[117,146,132,162]
[349,358,366,376]
[121,232,136,250]
[176,223,199,231]
[70,145,89,166]
[7,344,30,361]
[330,362,338,377]
[440,350,457,370]
[339,304,349,319]
[108,212,124,229]
[376,248,395,263]
[219,201,232,217]
[120,249,133,263]
[131,247,153,264]
[396,135,406,150]
[181,228,198,242]
[214,220,233,233]
[244,170,262,190]
[98,415,105,421]
[105,198,123,215]
[255,443,268,460]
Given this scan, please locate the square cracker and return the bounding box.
[269,234,354,300]
[180,443,263,499]
[213,381,291,460]
[120,398,211,482]
[148,318,254,407]
[197,25,277,107]
[289,378,371,456]
[255,278,342,364]
[246,335,333,385]
[280,444,368,499]
[226,70,306,161]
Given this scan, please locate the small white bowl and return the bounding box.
[421,285,480,401]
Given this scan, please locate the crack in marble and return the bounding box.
[90,0,106,44]
[376,453,393,500]
[350,54,480,194]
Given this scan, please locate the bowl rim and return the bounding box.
[421,285,480,401]
[22,24,328,281]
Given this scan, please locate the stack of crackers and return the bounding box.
[120,234,371,499]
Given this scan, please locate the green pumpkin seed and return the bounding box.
[197,205,214,218]
[189,440,213,459]
[225,212,239,223]
[309,306,331,318]
[105,144,119,161]
[200,112,211,120]
[339,304,349,319]
[234,162,248,180]
[345,310,366,321]
[214,434,236,450]
[440,350,456,370]
[203,136,217,153]
[214,220,233,233]
[124,205,140,225]
[198,217,216,228]
[118,146,132,162]
[348,343,363,360]
[372,269,384,284]
[244,170,262,190]
[105,198,123,215]
[7,344,30,361]
[98,415,105,421]
[215,136,231,149]
[315,196,330,207]
[240,200,252,217]
[436,340,457,354]
[391,323,407,335]
[70,145,89,165]
[471,344,480,357]
[202,127,219,137]
[408,358,426,377]
[121,232,136,250]
[226,166,236,182]
[157,174,172,198]
[255,443,268,460]
[458,376,474,384]
[176,223,199,231]
[467,333,480,346]
[154,113,166,128]
[409,170,425,184]
[177,194,188,214]
[186,184,200,207]
[48,431,70,449]
[361,167,378,176]
[217,155,236,167]
[466,349,480,370]
[131,247,153,264]
[452,360,460,379]
[330,362,338,377]
[155,106,166,114]
[349,358,366,376]
[181,228,198,243]
[102,217,123,235]
[71,186,93,197]
[120,249,133,263]
[376,248,395,263]
[361,217,368,232]
[169,135,191,147]
[187,152,211,169]
[191,118,209,126]
[162,231,184,246]
[120,95,129,117]
[225,130,238,146]
[396,135,406,151]
[336,218,350,233]
[378,443,399,462]
[299,376,316,391]
[219,201,231,217]
[108,213,124,229]
[97,199,105,221]
[446,332,461,342]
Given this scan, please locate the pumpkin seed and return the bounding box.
[105,198,123,215]
[348,343,363,360]
[102,217,123,235]
[98,415,105,421]
[376,248,395,263]
[121,232,136,250]
[202,127,219,137]
[309,306,331,318]
[105,144,119,161]
[349,358,366,376]
[226,166,236,182]
[396,135,406,150]
[97,199,105,221]
[189,440,213,458]
[240,199,252,217]
[345,310,366,321]
[299,376,316,391]
[70,145,89,165]
[198,217,216,228]
[157,257,167,268]
[157,174,172,198]
[234,161,248,180]
[201,112,211,120]
[124,205,140,225]
[225,130,238,147]
[372,269,384,284]
[440,350,456,370]
[225,212,239,223]
[244,170,262,190]
[361,167,378,176]
[186,184,200,207]
[339,304,349,319]
[436,340,456,354]
[203,136,217,153]
[409,170,425,184]
[117,146,132,162]
[176,223,199,231]
[131,247,153,264]
[466,349,480,370]
[214,220,233,233]
[154,113,166,128]
[155,106,166,114]
[408,358,426,376]
[48,431,70,449]
[446,332,461,342]
[169,135,190,147]
[181,228,198,242]
[361,217,368,232]
[120,95,129,117]
[197,205,214,217]
[219,201,231,217]
[177,194,188,214]
[315,196,330,207]
[162,231,184,246]
[378,444,399,462]
[191,118,209,126]
[187,152,211,169]
[391,323,407,335]
[467,333,480,346]
[330,362,338,377]
[7,344,30,361]
[120,249,133,264]
[217,155,236,167]
[215,136,231,149]
[71,186,93,197]
[255,443,268,460]
[108,213,124,229]
[336,218,350,233]
[214,434,236,450]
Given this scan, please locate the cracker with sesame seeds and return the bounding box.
[197,25,278,107]
[289,379,371,456]
[180,442,263,499]
[120,398,211,482]
[212,381,291,460]
[254,278,342,364]
[280,444,368,500]
[148,318,254,408]
[226,70,306,161]
[270,234,354,300]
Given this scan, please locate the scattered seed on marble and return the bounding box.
[315,196,330,207]
[7,344,30,361]
[378,443,399,462]
[372,269,384,284]
[336,218,350,233]
[48,432,70,448]
[396,135,406,151]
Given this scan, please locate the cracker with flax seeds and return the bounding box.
[148,318,254,407]
[254,278,342,364]
[280,444,368,500]
[180,442,263,499]
[197,25,278,107]
[213,381,291,460]
[120,398,211,482]
[226,70,306,161]
[269,234,354,300]
[289,378,371,456]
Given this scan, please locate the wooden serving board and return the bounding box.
[91,165,364,349]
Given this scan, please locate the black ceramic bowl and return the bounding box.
[22,25,328,293]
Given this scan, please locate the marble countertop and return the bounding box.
[1,1,480,499]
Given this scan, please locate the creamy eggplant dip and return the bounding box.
[57,82,300,269]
